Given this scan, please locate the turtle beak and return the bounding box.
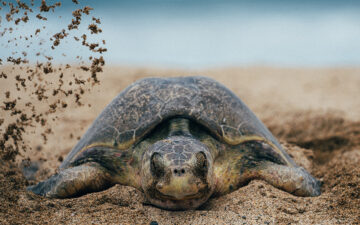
[156,167,206,200]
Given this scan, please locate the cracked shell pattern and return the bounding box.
[61,76,293,169]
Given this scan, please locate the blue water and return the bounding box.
[1,0,360,68]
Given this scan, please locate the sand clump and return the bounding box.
[0,0,106,162]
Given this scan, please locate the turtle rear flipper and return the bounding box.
[27,162,112,198]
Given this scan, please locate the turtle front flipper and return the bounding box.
[214,140,321,197]
[249,161,321,197]
[240,141,321,197]
[27,162,112,198]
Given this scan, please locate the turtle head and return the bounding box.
[141,136,215,210]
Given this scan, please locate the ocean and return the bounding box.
[1,0,359,68]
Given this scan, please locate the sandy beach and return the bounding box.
[0,66,359,224]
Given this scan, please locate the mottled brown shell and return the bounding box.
[61,76,294,169]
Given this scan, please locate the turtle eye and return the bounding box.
[195,152,208,176]
[151,153,165,178]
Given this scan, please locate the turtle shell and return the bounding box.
[60,76,294,169]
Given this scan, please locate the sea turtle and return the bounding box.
[27,76,321,210]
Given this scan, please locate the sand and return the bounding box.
[0,66,360,224]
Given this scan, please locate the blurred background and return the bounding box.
[1,0,360,69]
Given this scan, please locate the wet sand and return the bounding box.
[1,66,359,224]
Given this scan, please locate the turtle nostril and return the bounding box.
[173,168,186,176]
